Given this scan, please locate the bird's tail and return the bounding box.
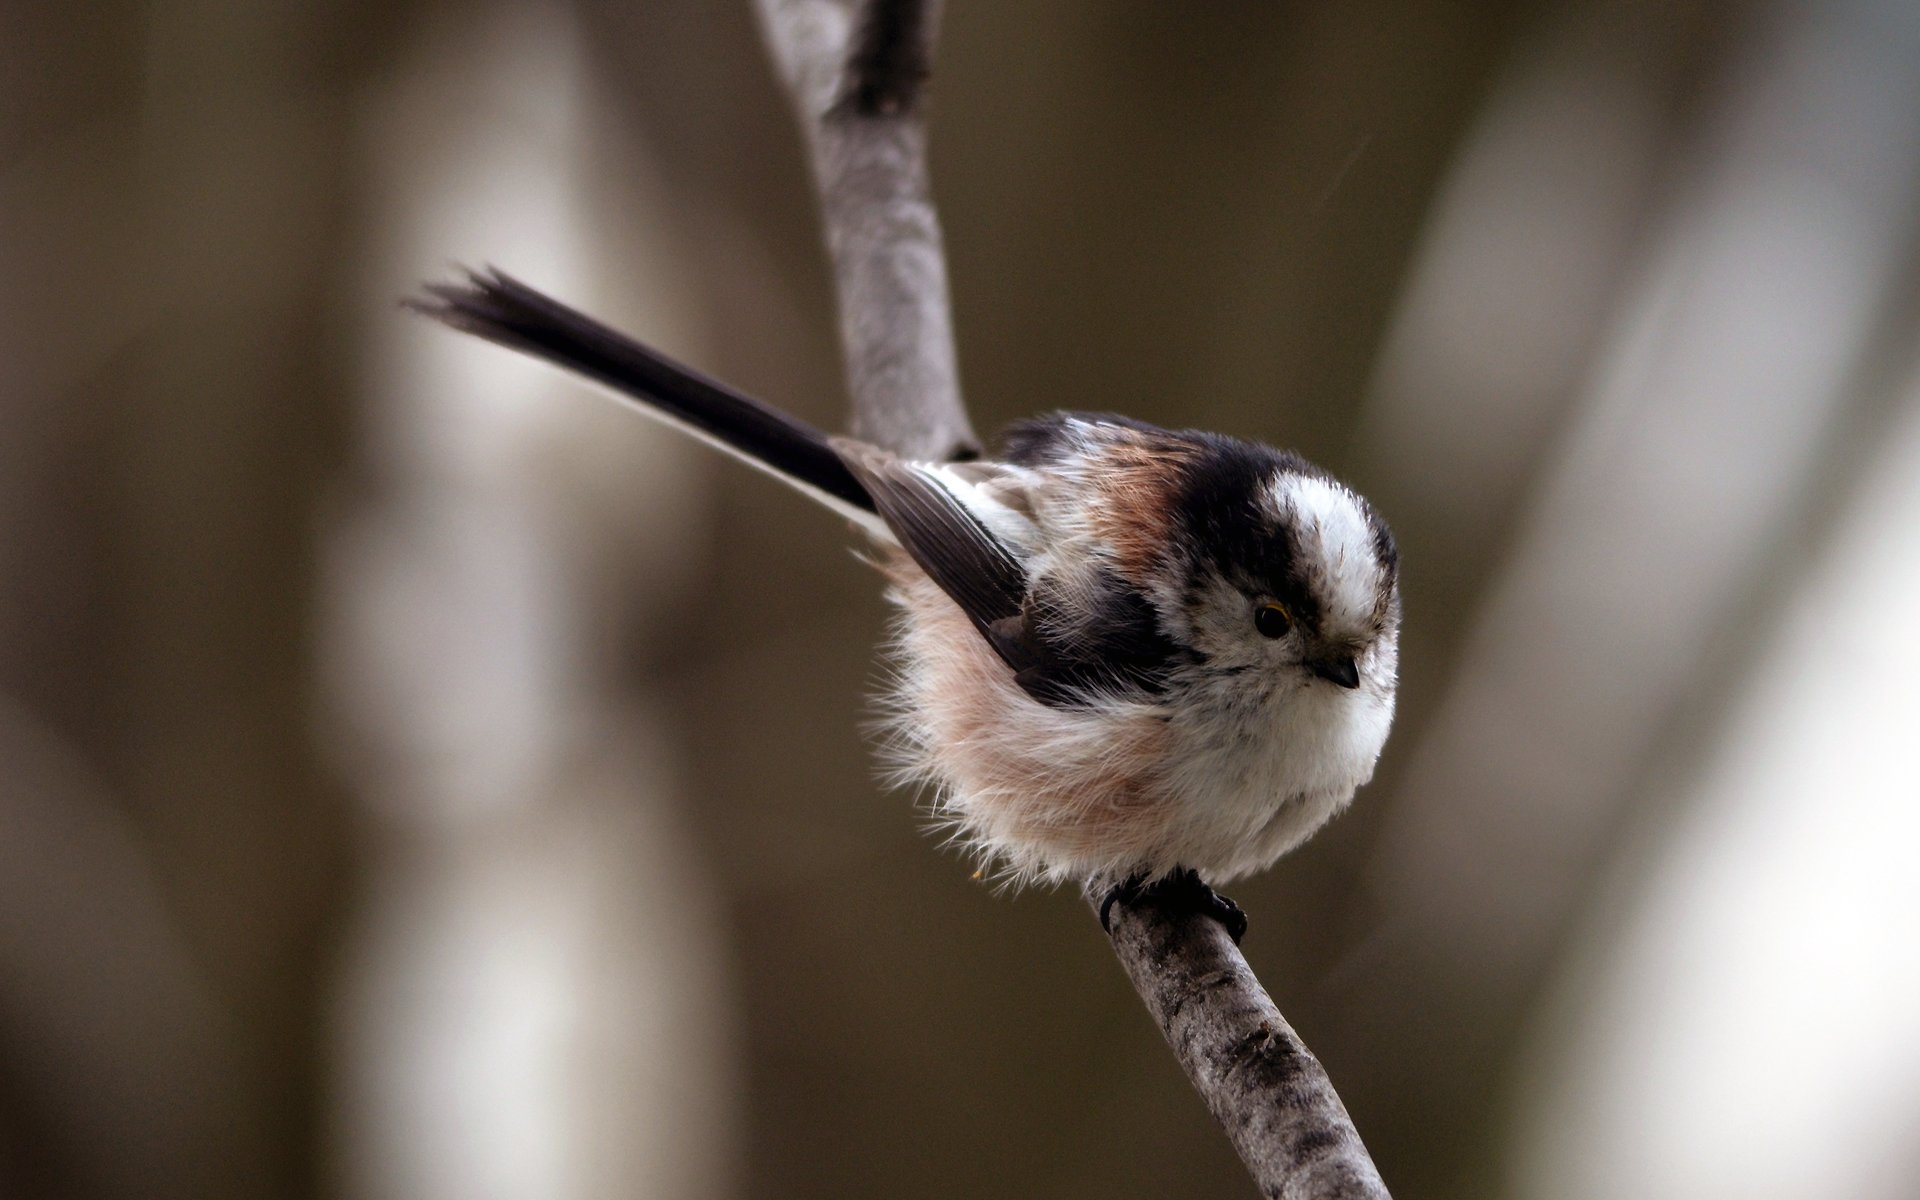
[410,268,878,525]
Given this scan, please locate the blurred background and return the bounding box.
[4,1,1919,1197]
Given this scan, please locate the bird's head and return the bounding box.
[1158,443,1399,697]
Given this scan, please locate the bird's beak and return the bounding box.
[1309,653,1361,689]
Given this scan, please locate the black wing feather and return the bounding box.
[835,452,1027,636]
[998,580,1181,704]
[837,448,1181,705]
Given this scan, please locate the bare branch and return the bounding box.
[754,4,1390,1194]
[754,0,977,460]
[1097,888,1391,1199]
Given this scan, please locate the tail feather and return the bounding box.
[409,268,877,519]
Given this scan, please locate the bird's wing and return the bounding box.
[836,444,1179,706]
[834,447,1031,636]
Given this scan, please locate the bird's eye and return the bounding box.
[1254,602,1292,639]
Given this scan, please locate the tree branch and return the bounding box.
[1096,887,1390,1198]
[753,3,1390,1194]
[754,0,977,461]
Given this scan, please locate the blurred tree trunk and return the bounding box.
[325,6,741,1198]
[1336,2,1920,1194]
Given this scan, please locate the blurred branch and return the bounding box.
[753,3,1389,1194]
[753,0,977,460]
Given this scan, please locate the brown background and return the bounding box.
[5,2,1917,1198]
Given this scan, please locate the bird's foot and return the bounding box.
[1099,867,1247,944]
[1098,875,1145,934]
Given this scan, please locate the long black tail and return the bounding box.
[409,268,876,517]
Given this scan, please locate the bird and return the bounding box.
[411,269,1400,941]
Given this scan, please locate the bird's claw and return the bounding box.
[1099,867,1248,944]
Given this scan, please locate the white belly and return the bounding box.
[1147,676,1395,881]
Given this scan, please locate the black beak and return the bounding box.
[1311,654,1361,689]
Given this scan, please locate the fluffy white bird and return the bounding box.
[415,269,1400,939]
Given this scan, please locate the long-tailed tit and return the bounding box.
[413,270,1400,940]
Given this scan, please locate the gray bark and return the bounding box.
[753,3,1390,1194]
[1100,888,1390,1199]
[754,0,978,460]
